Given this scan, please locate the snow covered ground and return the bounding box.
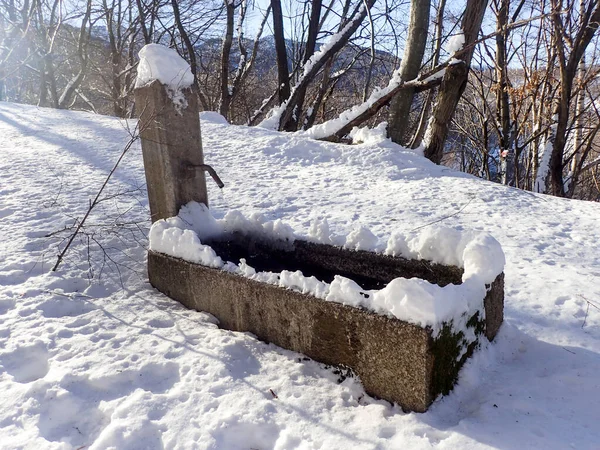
[1,102,600,449]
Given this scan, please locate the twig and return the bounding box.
[582,302,590,328]
[409,196,476,232]
[44,289,93,299]
[52,125,141,272]
[579,294,600,328]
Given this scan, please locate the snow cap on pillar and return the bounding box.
[135,44,194,90]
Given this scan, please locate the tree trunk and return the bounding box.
[409,0,446,148]
[271,0,290,105]
[58,0,92,109]
[171,0,209,110]
[495,0,513,185]
[387,0,430,145]
[567,54,586,197]
[218,0,235,119]
[422,0,488,164]
[548,0,600,197]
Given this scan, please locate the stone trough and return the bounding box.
[134,45,504,413]
[147,230,503,413]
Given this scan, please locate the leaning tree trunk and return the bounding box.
[422,0,488,164]
[387,0,430,145]
[276,0,375,130]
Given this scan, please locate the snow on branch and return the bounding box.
[259,0,375,131]
[302,62,453,142]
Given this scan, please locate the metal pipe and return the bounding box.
[189,163,224,188]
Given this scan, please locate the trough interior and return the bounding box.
[205,232,464,290]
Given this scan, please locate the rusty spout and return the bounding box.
[188,163,224,188]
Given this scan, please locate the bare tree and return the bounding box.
[547,0,600,196]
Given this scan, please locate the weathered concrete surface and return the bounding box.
[134,80,207,222]
[484,272,504,341]
[148,244,504,412]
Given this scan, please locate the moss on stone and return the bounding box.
[429,311,486,399]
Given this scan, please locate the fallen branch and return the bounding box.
[308,61,452,142]
[409,195,476,232]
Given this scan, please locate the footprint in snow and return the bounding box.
[38,297,97,318]
[0,342,49,383]
[0,299,15,315]
[147,318,175,328]
[0,207,15,219]
[65,361,180,400]
[65,317,92,329]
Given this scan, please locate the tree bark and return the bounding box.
[387,0,430,145]
[422,0,488,164]
[271,0,291,105]
[218,0,235,119]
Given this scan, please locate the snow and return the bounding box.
[135,44,194,113]
[148,218,224,269]
[446,31,465,54]
[349,121,389,145]
[344,225,380,251]
[2,103,600,448]
[385,226,505,284]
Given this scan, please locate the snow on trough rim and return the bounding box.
[1,102,600,449]
[149,201,505,334]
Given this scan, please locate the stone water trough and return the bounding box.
[135,44,504,413]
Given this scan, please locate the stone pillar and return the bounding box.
[134,80,208,223]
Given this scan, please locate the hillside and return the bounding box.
[1,102,600,449]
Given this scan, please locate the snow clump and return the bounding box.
[446,32,465,55]
[349,122,389,145]
[385,226,505,284]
